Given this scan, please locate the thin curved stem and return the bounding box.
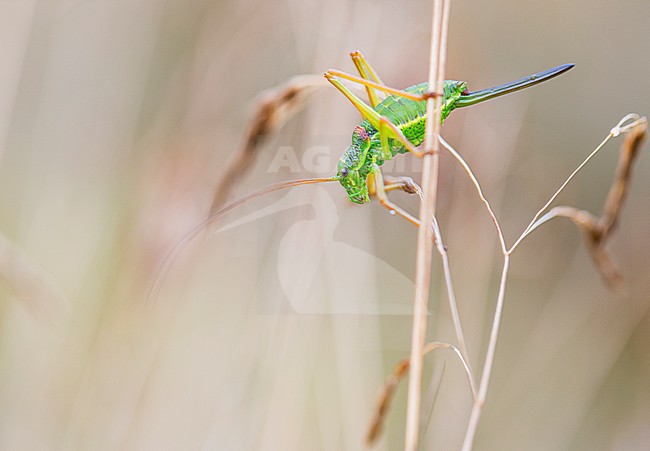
[423,341,476,400]
[429,214,478,399]
[461,255,510,451]
[510,114,646,254]
[509,134,612,253]
[438,136,508,254]
[367,341,476,446]
[457,114,646,450]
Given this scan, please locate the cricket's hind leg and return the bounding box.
[324,68,424,131]
[324,68,428,160]
[349,51,385,108]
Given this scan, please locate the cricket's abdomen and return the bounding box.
[374,82,429,155]
[367,79,466,160]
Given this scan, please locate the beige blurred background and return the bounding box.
[0,0,649,450]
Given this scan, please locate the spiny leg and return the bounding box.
[325,71,382,129]
[349,51,385,108]
[368,166,420,227]
[325,70,426,137]
[350,51,384,85]
[325,69,424,102]
[324,70,424,131]
[325,70,428,160]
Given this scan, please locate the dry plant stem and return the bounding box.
[409,154,476,396]
[510,114,647,253]
[366,182,477,446]
[438,136,507,253]
[367,342,472,446]
[542,206,624,287]
[522,117,647,287]
[430,213,477,398]
[461,256,509,451]
[405,0,450,449]
[457,114,646,450]
[435,135,512,450]
[597,118,647,233]
[210,75,325,210]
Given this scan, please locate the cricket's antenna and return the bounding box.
[146,177,338,306]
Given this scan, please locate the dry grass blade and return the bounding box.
[210,75,326,211]
[598,118,647,233]
[438,136,507,253]
[538,118,647,288]
[367,358,409,446]
[366,342,470,447]
[405,1,451,449]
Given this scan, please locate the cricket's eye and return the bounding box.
[340,167,349,178]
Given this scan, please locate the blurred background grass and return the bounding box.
[0,0,649,449]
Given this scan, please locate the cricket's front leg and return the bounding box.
[382,175,421,196]
[368,166,420,227]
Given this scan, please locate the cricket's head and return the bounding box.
[337,160,369,204]
[337,125,372,204]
